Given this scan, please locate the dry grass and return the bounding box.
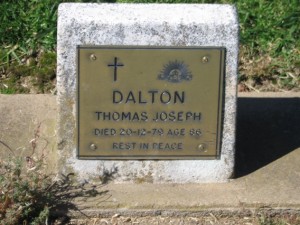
[238,46,300,92]
[60,213,300,225]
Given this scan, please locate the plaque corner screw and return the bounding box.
[90,143,97,150]
[90,54,97,61]
[202,56,209,63]
[198,143,207,152]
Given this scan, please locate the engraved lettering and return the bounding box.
[153,111,202,122]
[113,90,123,104]
[104,112,111,120]
[113,142,136,150]
[167,128,185,136]
[139,143,149,149]
[112,112,120,121]
[138,91,147,104]
[185,112,193,120]
[95,112,101,120]
[122,112,131,120]
[148,90,158,103]
[126,91,136,103]
[168,111,176,121]
[132,112,140,121]
[160,91,171,104]
[95,111,148,121]
[177,111,183,121]
[193,112,201,121]
[94,128,116,136]
[112,90,185,104]
[152,142,183,150]
[174,91,185,103]
[141,112,148,121]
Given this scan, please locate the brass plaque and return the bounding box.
[77,46,225,159]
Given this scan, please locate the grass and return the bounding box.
[0,0,299,93]
[236,0,300,91]
[0,0,59,93]
[69,213,300,224]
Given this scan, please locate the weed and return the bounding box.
[0,134,52,224]
[257,213,300,225]
[0,125,108,224]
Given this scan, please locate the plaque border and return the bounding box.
[76,46,225,160]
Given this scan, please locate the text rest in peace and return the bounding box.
[112,142,183,150]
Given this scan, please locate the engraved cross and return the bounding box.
[107,57,124,82]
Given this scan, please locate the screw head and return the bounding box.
[197,144,207,152]
[90,54,97,61]
[202,56,209,63]
[90,143,97,150]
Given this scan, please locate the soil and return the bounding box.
[53,214,300,225]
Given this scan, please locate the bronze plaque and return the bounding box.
[77,46,225,159]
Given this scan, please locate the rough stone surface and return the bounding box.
[57,4,239,183]
[63,92,300,218]
[0,94,57,173]
[1,92,299,217]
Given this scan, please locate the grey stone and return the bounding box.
[0,94,57,173]
[57,4,239,182]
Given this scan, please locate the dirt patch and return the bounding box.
[53,213,300,225]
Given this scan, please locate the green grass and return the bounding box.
[238,0,299,52]
[236,0,300,91]
[0,0,299,93]
[0,0,59,93]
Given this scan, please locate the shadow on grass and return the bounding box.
[235,96,300,178]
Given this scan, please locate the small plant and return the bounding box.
[0,127,53,224]
[257,213,299,225]
[0,124,107,224]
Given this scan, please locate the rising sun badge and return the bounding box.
[158,60,192,83]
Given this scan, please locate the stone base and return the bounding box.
[57,4,239,183]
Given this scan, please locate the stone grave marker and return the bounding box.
[57,4,239,182]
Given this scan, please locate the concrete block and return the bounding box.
[57,4,239,183]
[0,95,57,173]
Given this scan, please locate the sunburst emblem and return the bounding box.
[158,60,192,83]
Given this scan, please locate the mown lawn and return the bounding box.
[0,0,299,93]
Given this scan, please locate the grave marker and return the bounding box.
[57,4,239,182]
